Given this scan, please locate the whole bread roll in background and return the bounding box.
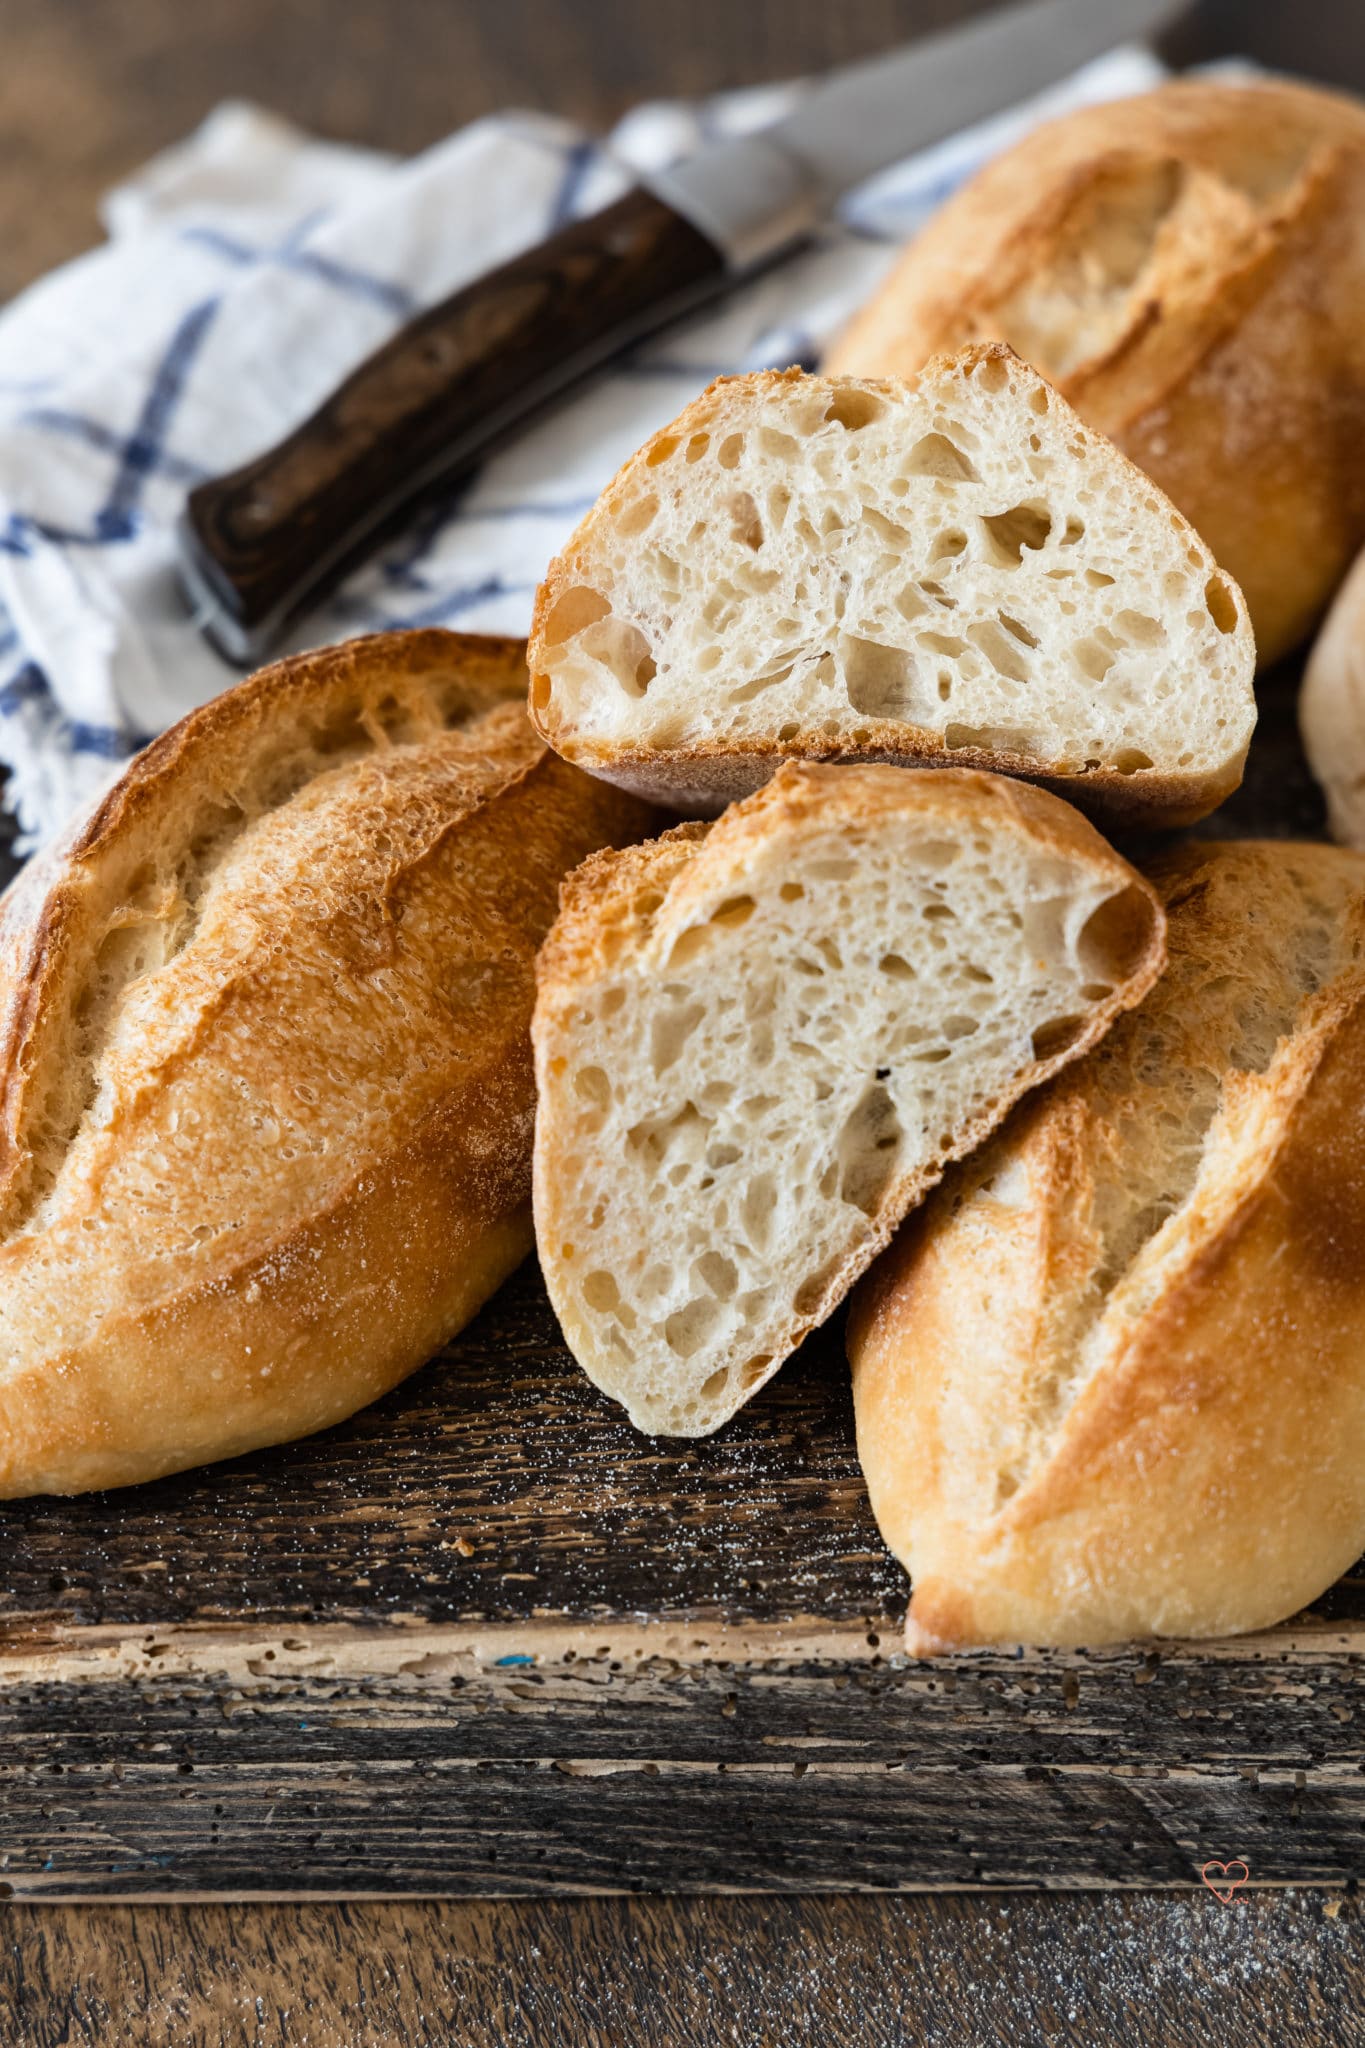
[849,839,1365,1654]
[1301,542,1365,844]
[827,79,1365,667]
[0,629,653,1497]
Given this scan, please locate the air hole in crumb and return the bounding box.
[795,1258,843,1316]
[695,1251,738,1299]
[981,503,1051,565]
[1206,577,1239,633]
[837,1083,903,1214]
[1073,636,1118,684]
[1032,1015,1087,1060]
[717,434,744,469]
[665,1298,722,1359]
[842,637,918,720]
[651,1003,705,1075]
[540,584,611,647]
[727,492,764,550]
[582,1271,620,1313]
[824,386,885,431]
[1076,884,1156,983]
[903,432,980,483]
[573,1066,610,1109]
[615,492,659,538]
[1114,609,1164,646]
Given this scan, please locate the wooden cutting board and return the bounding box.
[0,665,1361,1899]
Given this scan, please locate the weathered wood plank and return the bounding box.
[5,1892,1362,2048]
[0,1619,1361,1895]
[0,1267,907,1633]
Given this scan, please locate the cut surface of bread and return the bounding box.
[528,345,1255,829]
[0,630,654,1496]
[826,79,1365,665]
[849,839,1365,1653]
[533,761,1165,1437]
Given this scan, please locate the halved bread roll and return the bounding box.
[528,344,1255,830]
[849,839,1365,1653]
[533,761,1165,1436]
[0,630,654,1496]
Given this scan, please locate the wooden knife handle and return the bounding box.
[178,187,727,663]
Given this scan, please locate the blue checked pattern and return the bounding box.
[0,49,1164,847]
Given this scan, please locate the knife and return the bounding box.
[175,0,1191,663]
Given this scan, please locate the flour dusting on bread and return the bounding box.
[849,839,1365,1653]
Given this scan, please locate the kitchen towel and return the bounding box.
[0,43,1166,846]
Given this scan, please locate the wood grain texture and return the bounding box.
[2,1893,1363,2047]
[0,0,1002,304]
[0,1234,1361,1896]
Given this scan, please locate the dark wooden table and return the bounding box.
[2,2,1364,2041]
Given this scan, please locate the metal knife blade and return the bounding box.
[179,0,1190,661]
[651,0,1186,267]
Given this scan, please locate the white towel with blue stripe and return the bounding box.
[0,43,1163,846]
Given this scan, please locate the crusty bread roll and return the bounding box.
[533,761,1164,1437]
[0,629,653,1496]
[1301,542,1365,845]
[528,345,1255,830]
[827,79,1365,667]
[849,839,1365,1654]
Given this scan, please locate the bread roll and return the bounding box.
[0,629,653,1496]
[827,79,1365,667]
[849,839,1365,1653]
[533,761,1164,1437]
[529,346,1254,829]
[1301,542,1365,844]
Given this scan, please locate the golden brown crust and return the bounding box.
[528,348,1253,829]
[827,80,1365,665]
[849,838,1365,1652]
[0,630,656,1496]
[552,722,1237,833]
